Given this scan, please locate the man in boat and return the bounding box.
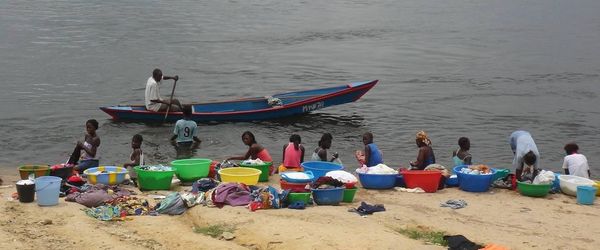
[145,68,182,112]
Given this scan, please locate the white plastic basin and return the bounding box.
[558,175,595,196]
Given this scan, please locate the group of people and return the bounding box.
[64,69,592,184]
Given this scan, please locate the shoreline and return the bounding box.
[1,168,599,249]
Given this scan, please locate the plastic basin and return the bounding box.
[288,192,311,204]
[19,165,50,180]
[280,171,314,183]
[280,179,310,193]
[395,175,406,187]
[446,175,459,187]
[342,187,358,203]
[358,173,397,189]
[219,167,261,185]
[558,175,595,196]
[50,164,74,180]
[595,181,600,196]
[453,165,497,192]
[84,166,128,185]
[171,158,211,182]
[301,161,344,181]
[134,166,175,190]
[517,181,551,197]
[311,187,344,205]
[401,170,442,193]
[239,162,272,182]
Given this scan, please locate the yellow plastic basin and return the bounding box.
[218,167,261,185]
[595,181,600,196]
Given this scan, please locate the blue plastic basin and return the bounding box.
[301,161,344,181]
[453,165,497,192]
[358,172,397,189]
[311,187,344,205]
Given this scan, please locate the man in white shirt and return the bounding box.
[562,143,591,178]
[145,68,182,112]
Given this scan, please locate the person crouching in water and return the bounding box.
[509,130,540,181]
[280,134,305,173]
[123,134,144,186]
[68,119,101,173]
[409,131,435,170]
[171,105,201,159]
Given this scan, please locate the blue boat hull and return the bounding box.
[100,80,377,122]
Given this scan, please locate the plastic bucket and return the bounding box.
[301,161,344,181]
[311,187,344,205]
[50,164,74,180]
[19,165,50,180]
[595,181,600,196]
[239,162,272,182]
[401,170,442,193]
[577,186,597,205]
[16,182,35,203]
[171,158,212,182]
[342,187,358,203]
[35,176,62,206]
[280,179,310,193]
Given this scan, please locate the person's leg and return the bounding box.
[67,146,81,165]
[76,160,99,173]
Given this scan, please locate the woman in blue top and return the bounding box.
[362,132,383,167]
[410,131,435,170]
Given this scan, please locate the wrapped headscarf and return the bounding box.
[416,131,432,146]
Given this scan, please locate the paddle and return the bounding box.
[164,78,178,122]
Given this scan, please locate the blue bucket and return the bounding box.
[577,186,597,205]
[395,175,406,187]
[35,176,62,206]
[301,161,344,181]
[311,187,344,205]
[453,165,496,192]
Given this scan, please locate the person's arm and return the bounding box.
[411,147,426,169]
[300,145,305,163]
[193,136,201,143]
[227,145,258,161]
[464,155,472,165]
[364,145,371,166]
[562,157,569,175]
[281,144,287,164]
[516,167,523,181]
[163,75,179,81]
[318,148,327,161]
[170,135,177,142]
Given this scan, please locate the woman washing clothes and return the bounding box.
[226,131,274,174]
[311,133,339,162]
[409,131,435,170]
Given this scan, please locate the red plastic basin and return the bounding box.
[280,179,310,193]
[400,170,442,193]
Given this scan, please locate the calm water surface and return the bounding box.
[1,0,599,176]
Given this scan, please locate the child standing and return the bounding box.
[123,134,144,185]
[452,137,472,166]
[280,134,305,172]
[562,142,590,179]
[356,132,383,167]
[69,119,101,173]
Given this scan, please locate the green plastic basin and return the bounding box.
[134,166,175,190]
[171,158,211,182]
[517,181,551,197]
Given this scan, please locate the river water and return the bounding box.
[1,0,599,175]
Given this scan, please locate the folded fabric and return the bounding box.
[440,199,468,209]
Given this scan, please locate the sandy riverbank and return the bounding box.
[1,168,598,250]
